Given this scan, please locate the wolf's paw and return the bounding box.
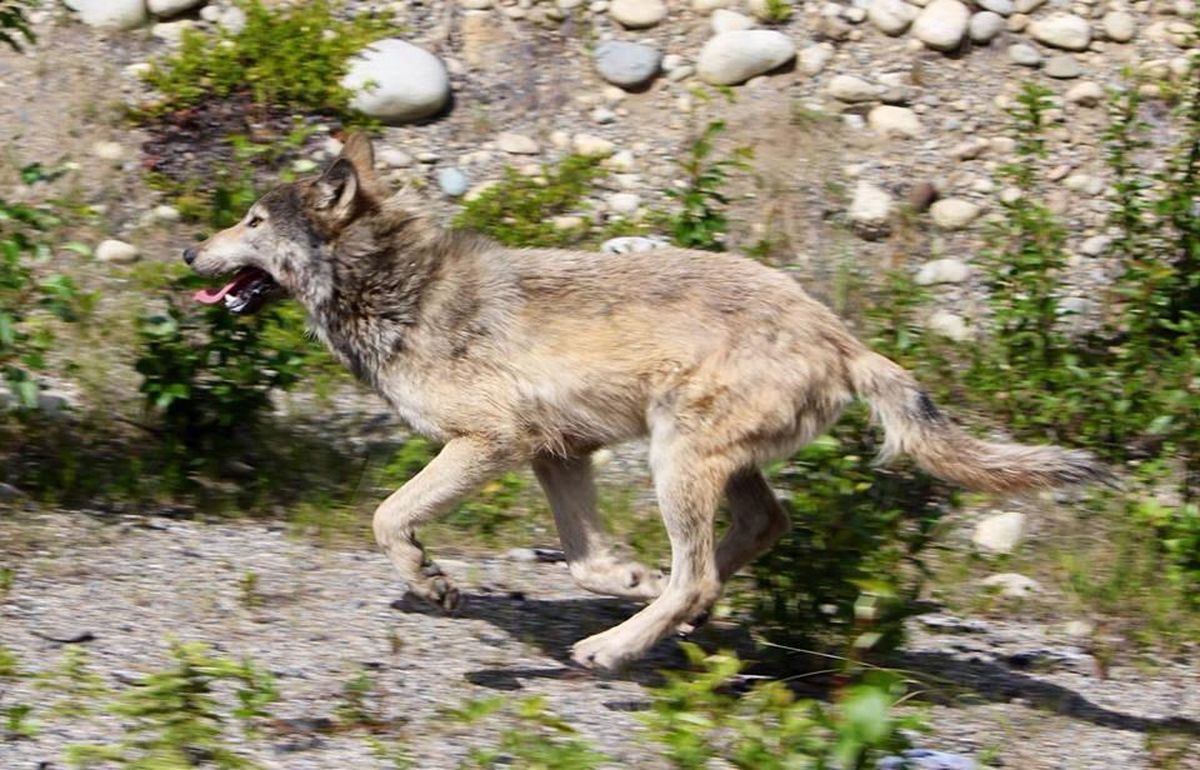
[571,559,667,601]
[406,563,461,611]
[674,609,711,638]
[570,630,632,672]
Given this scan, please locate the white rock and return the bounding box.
[868,0,918,35]
[606,192,642,214]
[827,74,883,102]
[147,0,206,18]
[601,235,669,253]
[1066,81,1104,106]
[868,105,923,138]
[66,0,147,29]
[1045,55,1082,79]
[930,198,981,229]
[152,20,193,43]
[927,310,972,341]
[697,30,796,86]
[95,239,140,264]
[798,43,834,75]
[1008,43,1043,66]
[378,147,414,168]
[1079,234,1111,256]
[912,0,971,51]
[973,511,1027,554]
[977,0,1013,15]
[572,133,616,157]
[969,11,1004,42]
[1029,13,1092,50]
[342,39,450,124]
[916,258,970,285]
[693,0,737,10]
[981,573,1041,598]
[1102,10,1135,42]
[153,205,181,223]
[848,181,894,233]
[609,0,668,27]
[496,132,541,155]
[712,8,756,31]
[91,141,125,162]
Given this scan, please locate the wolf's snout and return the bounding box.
[182,246,198,266]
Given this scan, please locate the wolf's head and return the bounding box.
[184,133,383,314]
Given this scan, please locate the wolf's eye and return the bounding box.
[246,214,263,229]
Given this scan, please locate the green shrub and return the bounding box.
[641,644,925,770]
[446,695,608,770]
[665,120,752,252]
[36,647,108,718]
[142,0,393,118]
[0,0,35,52]
[68,640,278,770]
[452,155,610,248]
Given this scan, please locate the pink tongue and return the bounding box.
[193,268,260,304]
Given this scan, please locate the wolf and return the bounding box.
[184,133,1109,671]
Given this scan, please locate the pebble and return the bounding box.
[342,39,450,124]
[711,8,755,31]
[95,239,140,264]
[1066,81,1104,106]
[879,749,976,770]
[912,0,971,51]
[972,511,1027,554]
[496,132,541,155]
[91,141,125,163]
[981,573,1041,598]
[908,182,939,211]
[1102,10,1135,42]
[799,43,834,75]
[1028,13,1092,51]
[378,147,414,168]
[916,258,970,285]
[152,205,181,223]
[1008,43,1043,66]
[1079,234,1111,256]
[848,181,894,235]
[608,0,668,28]
[867,0,918,36]
[868,105,923,138]
[606,192,642,215]
[977,0,1013,14]
[926,311,972,341]
[930,198,981,229]
[827,74,883,102]
[437,167,470,197]
[572,133,616,157]
[969,11,1004,42]
[66,0,146,28]
[1045,54,1082,78]
[696,30,796,86]
[600,235,669,253]
[594,40,663,89]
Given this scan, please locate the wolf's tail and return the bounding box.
[847,351,1111,493]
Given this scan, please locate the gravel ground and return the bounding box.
[2,509,1197,769]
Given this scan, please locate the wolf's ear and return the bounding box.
[340,132,375,176]
[312,158,360,222]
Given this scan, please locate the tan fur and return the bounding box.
[186,135,1111,671]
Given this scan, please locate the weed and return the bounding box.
[0,643,21,677]
[0,0,35,53]
[665,120,753,251]
[142,0,393,119]
[68,640,278,769]
[36,646,108,717]
[238,570,262,608]
[334,668,391,730]
[3,703,35,740]
[0,565,12,593]
[447,696,608,769]
[756,0,794,24]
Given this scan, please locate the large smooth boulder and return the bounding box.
[342,39,451,124]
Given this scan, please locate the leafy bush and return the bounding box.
[452,155,610,248]
[69,641,278,770]
[666,120,752,252]
[0,0,35,52]
[642,644,925,770]
[446,695,608,769]
[142,0,393,118]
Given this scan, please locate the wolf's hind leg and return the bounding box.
[532,453,667,601]
[716,469,791,580]
[374,437,511,610]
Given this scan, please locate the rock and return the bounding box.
[867,0,918,36]
[711,8,755,31]
[1064,619,1095,637]
[1066,81,1104,106]
[879,749,976,770]
[95,239,139,264]
[1008,43,1043,67]
[594,40,662,89]
[152,20,193,43]
[1102,11,1135,43]
[600,235,669,253]
[696,30,796,86]
[152,205,181,223]
[66,0,147,29]
[969,11,1004,43]
[827,74,883,103]
[496,132,540,155]
[378,147,414,168]
[949,137,989,160]
[981,572,1041,598]
[1079,234,1111,256]
[907,182,939,211]
[572,133,616,157]
[912,0,971,51]
[609,0,668,28]
[927,310,971,341]
[693,0,736,11]
[461,0,493,7]
[976,0,1013,15]
[916,258,970,285]
[868,105,922,138]
[0,482,25,501]
[1045,54,1082,79]
[505,547,539,562]
[342,39,450,124]
[1064,173,1104,196]
[437,167,469,197]
[91,141,125,163]
[930,198,981,229]
[972,511,1027,554]
[798,43,834,75]
[1028,13,1091,51]
[606,192,642,215]
[848,181,894,235]
[147,0,206,18]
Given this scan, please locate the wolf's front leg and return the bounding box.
[373,436,512,609]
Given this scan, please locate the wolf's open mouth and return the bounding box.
[193,267,280,314]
